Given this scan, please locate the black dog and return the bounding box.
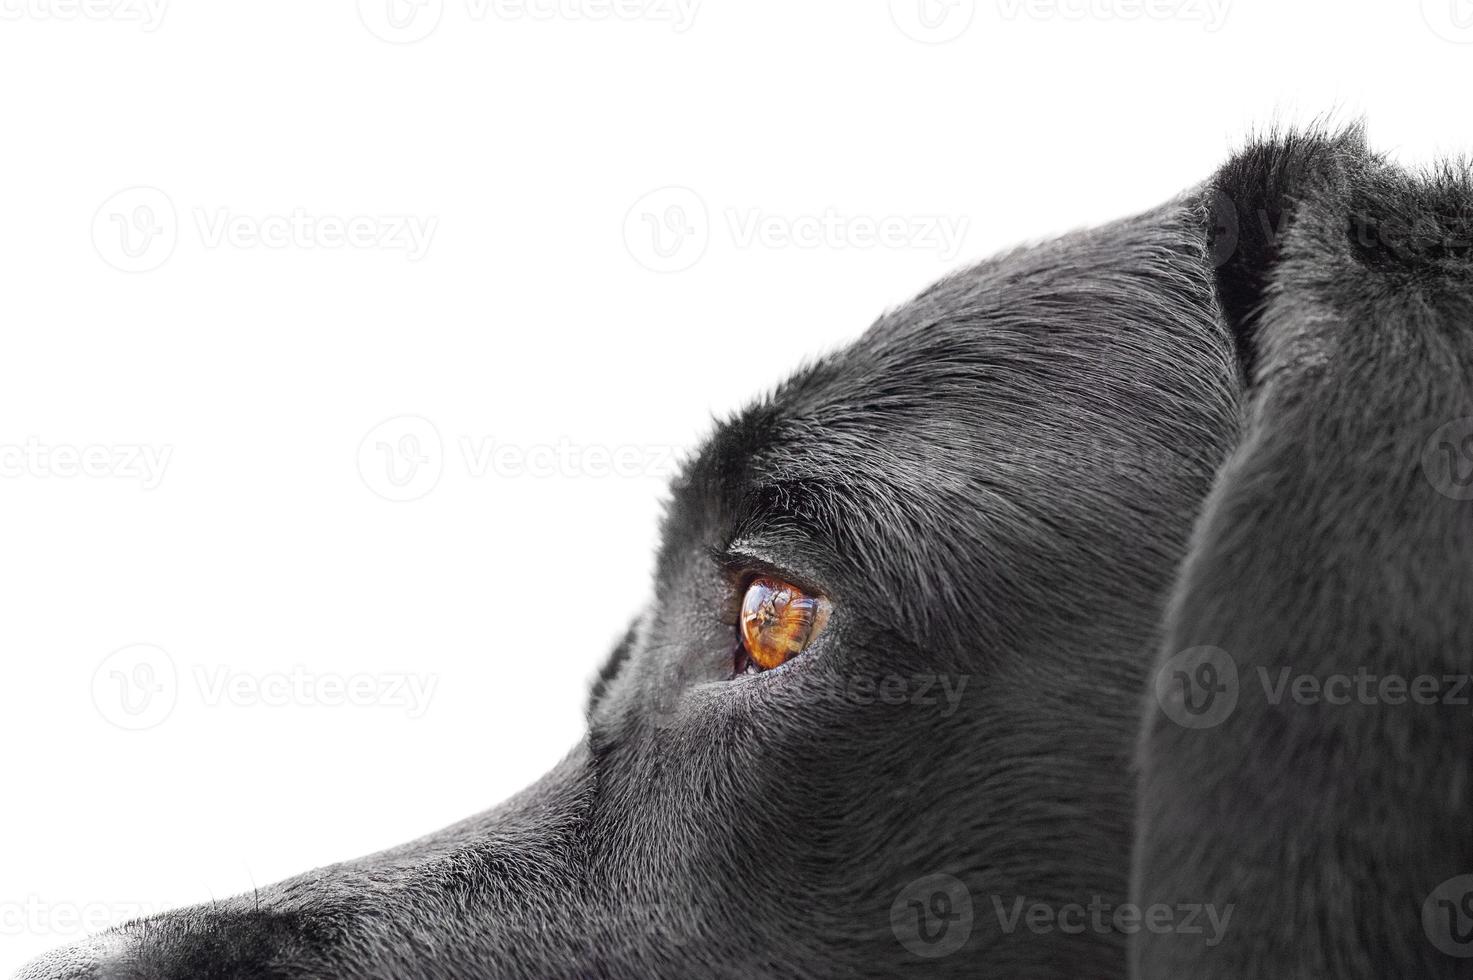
[20,126,1473,979]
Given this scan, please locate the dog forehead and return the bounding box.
[668,314,1002,529]
[660,206,1231,577]
[682,227,1192,483]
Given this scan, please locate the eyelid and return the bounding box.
[710,543,831,600]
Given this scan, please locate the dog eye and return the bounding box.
[738,576,830,671]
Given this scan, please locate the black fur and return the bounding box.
[19,125,1472,979]
[1133,126,1473,978]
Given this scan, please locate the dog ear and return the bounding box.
[1131,127,1473,977]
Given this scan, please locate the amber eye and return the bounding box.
[738,576,830,672]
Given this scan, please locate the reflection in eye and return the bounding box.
[738,576,830,672]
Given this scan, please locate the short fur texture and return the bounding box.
[1133,126,1473,978]
[19,125,1472,979]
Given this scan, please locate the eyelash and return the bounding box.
[710,548,822,596]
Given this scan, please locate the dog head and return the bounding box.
[22,161,1250,979]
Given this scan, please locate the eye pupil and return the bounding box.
[739,576,828,671]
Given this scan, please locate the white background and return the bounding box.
[2,0,1471,972]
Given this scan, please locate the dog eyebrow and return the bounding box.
[730,476,850,545]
